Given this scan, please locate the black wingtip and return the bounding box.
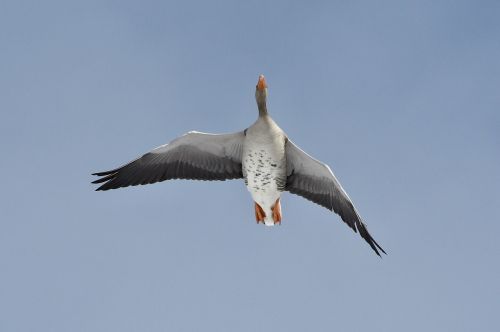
[370,237,387,257]
[93,180,117,191]
[369,235,387,257]
[373,241,387,257]
[355,219,387,257]
[94,183,114,191]
[378,244,387,256]
[92,181,106,191]
[92,169,119,177]
[92,168,120,190]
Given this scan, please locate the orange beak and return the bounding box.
[257,75,267,91]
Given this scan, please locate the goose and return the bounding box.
[92,75,386,256]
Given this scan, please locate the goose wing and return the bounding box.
[92,131,245,191]
[285,139,386,256]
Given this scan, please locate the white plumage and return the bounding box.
[92,75,386,256]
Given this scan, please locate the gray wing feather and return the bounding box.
[285,139,386,256]
[92,131,245,191]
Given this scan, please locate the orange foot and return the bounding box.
[254,202,266,224]
[271,198,282,225]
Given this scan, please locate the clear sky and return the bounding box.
[1,1,499,331]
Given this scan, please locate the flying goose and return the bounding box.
[93,75,386,256]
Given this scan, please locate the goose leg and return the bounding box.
[271,198,282,225]
[254,202,266,224]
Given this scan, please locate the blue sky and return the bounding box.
[1,1,499,331]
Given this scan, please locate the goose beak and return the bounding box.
[257,75,267,91]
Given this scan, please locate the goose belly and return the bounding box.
[242,148,285,226]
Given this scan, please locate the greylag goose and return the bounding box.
[92,75,386,256]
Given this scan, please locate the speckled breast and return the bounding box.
[242,147,286,195]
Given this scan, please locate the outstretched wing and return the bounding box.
[92,131,245,191]
[285,139,386,256]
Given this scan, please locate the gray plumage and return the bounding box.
[92,131,245,190]
[92,75,386,256]
[285,139,386,256]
